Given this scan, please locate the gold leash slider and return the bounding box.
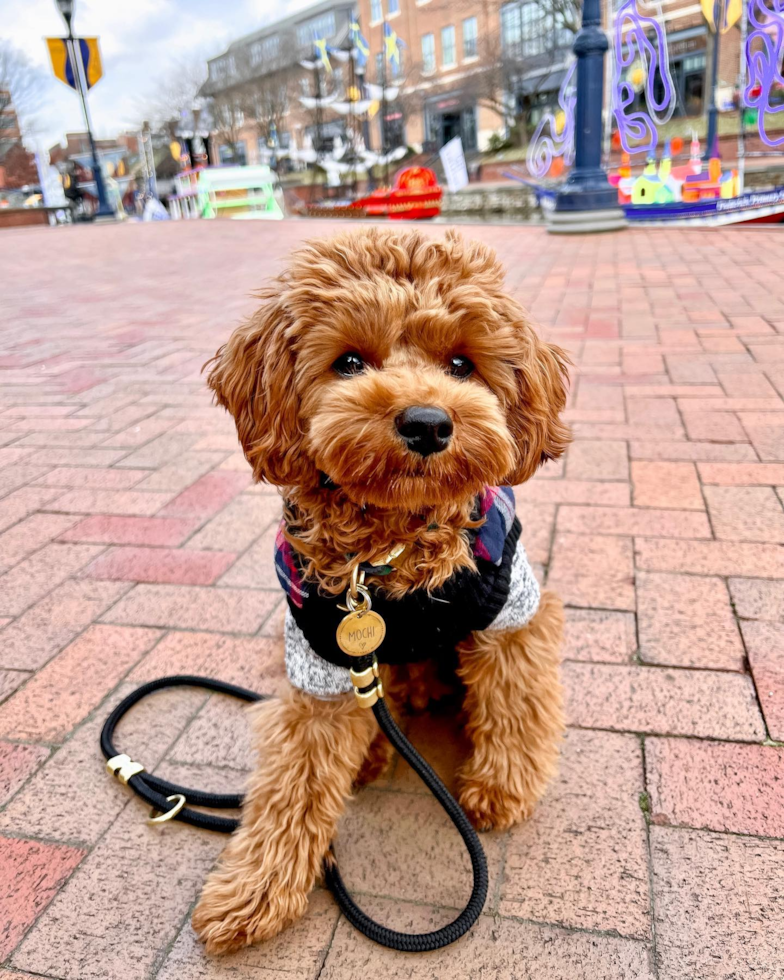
[350,658,384,708]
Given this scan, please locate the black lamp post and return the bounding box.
[551,0,626,232]
[55,0,113,218]
[703,0,721,160]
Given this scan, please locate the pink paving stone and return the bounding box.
[0,578,130,672]
[216,523,279,589]
[738,411,784,460]
[500,729,650,938]
[0,836,85,960]
[157,470,251,519]
[0,741,49,806]
[557,505,711,539]
[630,440,757,461]
[0,487,61,535]
[32,467,149,489]
[184,493,282,551]
[82,546,237,585]
[635,537,784,578]
[562,608,637,662]
[704,485,784,543]
[547,532,636,610]
[10,804,224,980]
[565,440,629,481]
[56,366,106,394]
[563,662,765,740]
[697,460,784,484]
[101,583,279,634]
[0,671,28,703]
[740,621,784,739]
[0,513,79,574]
[515,478,631,506]
[156,892,338,980]
[636,571,744,671]
[0,624,162,743]
[129,630,284,691]
[630,461,703,510]
[651,827,784,980]
[99,413,176,449]
[626,396,681,426]
[321,900,656,980]
[681,411,748,442]
[647,738,784,837]
[49,488,173,516]
[58,514,200,546]
[730,577,784,620]
[0,542,102,617]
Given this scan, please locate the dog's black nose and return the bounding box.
[395,407,453,457]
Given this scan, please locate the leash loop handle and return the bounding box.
[99,675,488,952]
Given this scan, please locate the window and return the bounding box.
[219,142,247,165]
[388,0,400,13]
[370,0,383,22]
[296,12,336,47]
[250,35,280,67]
[421,33,435,73]
[210,56,236,83]
[375,52,384,81]
[501,1,568,58]
[441,26,456,67]
[501,3,522,55]
[463,17,478,58]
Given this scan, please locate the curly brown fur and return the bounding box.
[195,227,569,953]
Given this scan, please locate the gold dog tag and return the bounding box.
[336,608,386,658]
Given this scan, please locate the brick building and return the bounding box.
[0,90,37,191]
[201,0,748,166]
[201,0,356,165]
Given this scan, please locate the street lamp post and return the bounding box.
[551,0,626,233]
[704,0,721,160]
[55,0,113,218]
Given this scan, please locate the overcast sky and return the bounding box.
[1,0,311,150]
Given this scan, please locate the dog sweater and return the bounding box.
[276,486,540,698]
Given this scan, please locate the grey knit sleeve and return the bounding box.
[486,539,540,632]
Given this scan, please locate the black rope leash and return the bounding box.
[100,671,488,952]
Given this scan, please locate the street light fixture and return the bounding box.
[54,0,113,218]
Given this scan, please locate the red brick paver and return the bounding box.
[1,221,783,977]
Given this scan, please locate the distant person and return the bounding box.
[62,163,84,222]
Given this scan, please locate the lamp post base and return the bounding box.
[547,206,627,234]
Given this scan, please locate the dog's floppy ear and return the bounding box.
[504,310,571,486]
[205,292,313,486]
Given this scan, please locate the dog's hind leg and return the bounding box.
[192,689,376,954]
[456,589,565,831]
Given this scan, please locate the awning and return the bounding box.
[520,68,567,97]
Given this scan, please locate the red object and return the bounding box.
[303,166,443,220]
[360,166,443,220]
[671,137,684,155]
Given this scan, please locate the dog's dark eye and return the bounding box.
[448,355,474,379]
[333,352,365,377]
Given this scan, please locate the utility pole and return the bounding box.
[55,0,113,218]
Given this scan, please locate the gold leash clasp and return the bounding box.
[148,793,187,825]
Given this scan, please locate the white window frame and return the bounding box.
[441,25,456,68]
[421,32,436,74]
[462,16,478,61]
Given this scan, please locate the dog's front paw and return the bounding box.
[192,866,308,955]
[458,778,534,832]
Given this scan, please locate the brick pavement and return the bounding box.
[0,219,783,979]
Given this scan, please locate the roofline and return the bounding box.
[207,0,355,65]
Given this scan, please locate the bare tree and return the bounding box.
[0,41,48,145]
[136,53,210,135]
[210,89,247,161]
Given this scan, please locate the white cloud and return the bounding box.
[1,0,305,148]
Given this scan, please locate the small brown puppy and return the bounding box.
[193,227,569,954]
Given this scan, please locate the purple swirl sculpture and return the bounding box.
[526,62,576,179]
[745,0,784,147]
[612,0,675,154]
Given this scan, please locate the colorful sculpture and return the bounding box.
[744,0,784,147]
[612,0,676,155]
[614,137,739,207]
[526,62,576,179]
